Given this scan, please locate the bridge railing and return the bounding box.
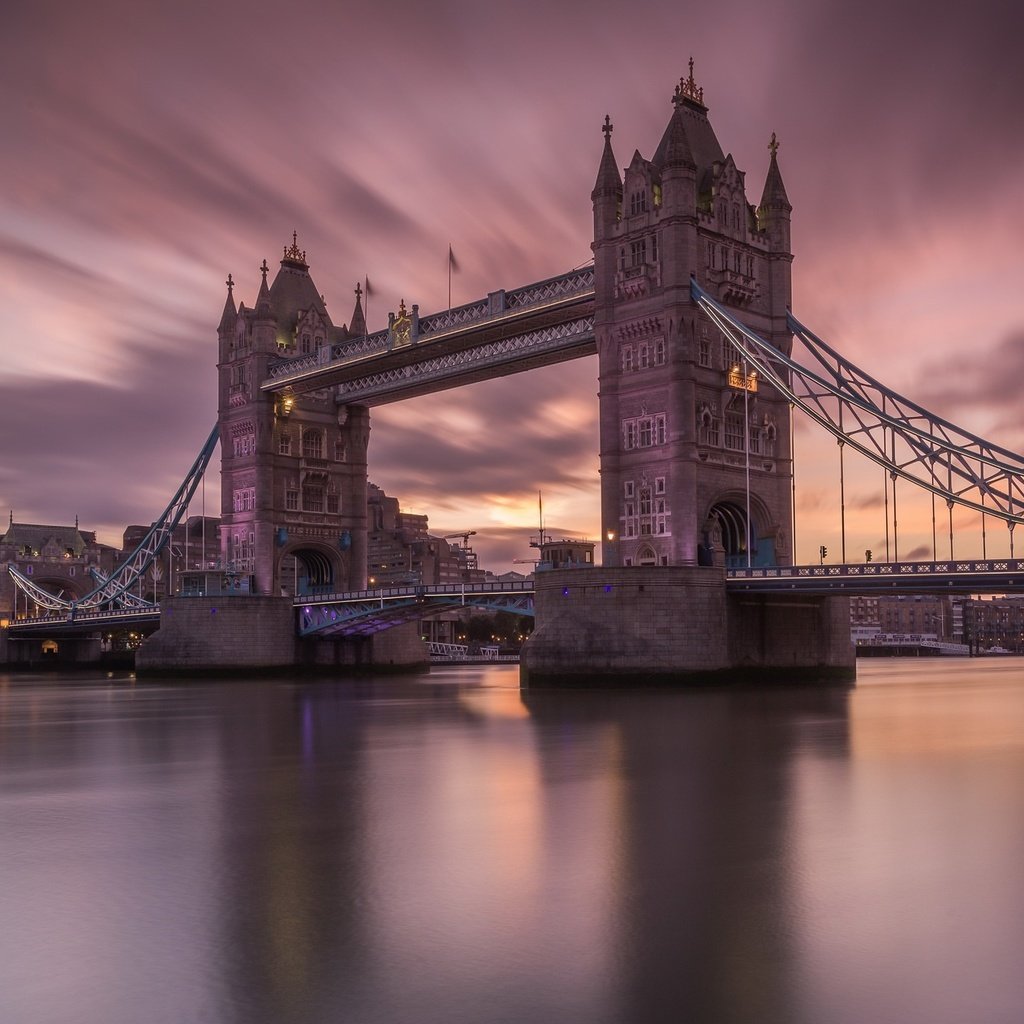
[728,558,1024,581]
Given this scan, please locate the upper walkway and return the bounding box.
[260,268,595,404]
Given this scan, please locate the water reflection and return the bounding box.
[1,662,1023,1023]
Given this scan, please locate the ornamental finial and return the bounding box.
[602,114,613,140]
[768,131,779,157]
[260,259,269,280]
[283,230,307,264]
[226,273,234,292]
[674,55,705,107]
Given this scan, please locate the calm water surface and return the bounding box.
[2,659,1024,1023]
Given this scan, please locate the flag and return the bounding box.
[364,276,375,297]
[448,245,459,273]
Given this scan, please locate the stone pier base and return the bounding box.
[520,567,854,687]
[136,596,429,676]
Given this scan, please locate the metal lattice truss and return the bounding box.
[8,425,220,612]
[334,317,595,404]
[300,586,535,637]
[691,279,1024,527]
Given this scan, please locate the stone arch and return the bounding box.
[636,544,658,566]
[701,491,776,568]
[277,542,346,598]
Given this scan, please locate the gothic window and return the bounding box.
[623,414,667,449]
[279,433,292,456]
[301,333,312,355]
[286,490,299,511]
[619,248,627,271]
[746,256,754,277]
[651,234,659,262]
[623,420,638,450]
[698,327,712,367]
[326,493,340,514]
[630,190,648,216]
[719,245,727,271]
[638,343,649,369]
[622,346,634,372]
[303,484,324,513]
[724,413,744,451]
[334,440,346,462]
[302,430,323,460]
[625,502,635,518]
[732,205,740,231]
[233,434,254,458]
[733,251,741,273]
[707,241,715,268]
[698,405,720,446]
[630,239,647,267]
[639,488,652,516]
[652,183,662,207]
[624,480,635,498]
[655,476,665,495]
[654,338,666,365]
[231,364,247,386]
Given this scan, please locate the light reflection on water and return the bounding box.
[1,659,1023,1023]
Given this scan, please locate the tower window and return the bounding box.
[279,433,292,456]
[286,490,299,511]
[638,343,649,369]
[630,190,648,216]
[654,338,666,365]
[302,430,323,460]
[630,240,647,267]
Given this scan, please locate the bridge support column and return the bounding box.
[520,568,854,687]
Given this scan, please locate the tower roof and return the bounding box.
[653,59,724,185]
[592,115,623,198]
[266,232,335,337]
[759,132,792,211]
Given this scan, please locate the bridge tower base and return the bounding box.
[520,568,854,687]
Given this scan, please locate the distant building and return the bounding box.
[850,594,965,645]
[962,596,1024,653]
[0,517,118,621]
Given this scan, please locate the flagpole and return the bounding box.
[448,244,452,312]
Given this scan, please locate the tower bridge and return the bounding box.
[6,61,1024,682]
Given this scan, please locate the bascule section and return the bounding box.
[217,237,370,598]
[592,62,794,570]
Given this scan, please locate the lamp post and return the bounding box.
[605,529,616,568]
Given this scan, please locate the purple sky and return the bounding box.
[2,0,1022,570]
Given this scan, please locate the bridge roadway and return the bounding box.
[9,560,1024,640]
[260,268,596,403]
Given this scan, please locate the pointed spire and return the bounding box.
[349,281,367,336]
[592,114,623,199]
[219,272,237,330]
[759,132,792,212]
[256,258,273,314]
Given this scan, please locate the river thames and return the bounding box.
[2,658,1023,1023]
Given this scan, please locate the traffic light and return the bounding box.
[865,549,873,562]
[819,545,827,563]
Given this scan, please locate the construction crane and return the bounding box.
[443,531,478,571]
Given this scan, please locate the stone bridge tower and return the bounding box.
[593,62,794,569]
[217,237,369,596]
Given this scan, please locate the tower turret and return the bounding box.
[348,282,367,337]
[592,115,623,240]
